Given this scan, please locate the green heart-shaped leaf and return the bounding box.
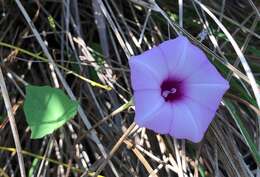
[24,85,78,139]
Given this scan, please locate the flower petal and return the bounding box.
[169,101,203,142]
[129,47,168,90]
[130,35,230,143]
[171,42,209,79]
[141,103,173,134]
[134,90,164,126]
[184,84,228,111]
[158,36,189,76]
[129,59,160,90]
[183,98,216,134]
[184,61,229,85]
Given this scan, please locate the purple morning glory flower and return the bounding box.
[129,36,229,143]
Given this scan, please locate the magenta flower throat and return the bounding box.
[160,78,184,102]
[129,36,229,143]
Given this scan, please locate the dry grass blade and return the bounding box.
[193,0,260,109]
[94,123,136,177]
[1,0,260,176]
[0,68,26,177]
[14,0,119,176]
[124,140,159,177]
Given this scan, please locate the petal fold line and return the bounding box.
[131,59,162,84]
[137,100,165,126]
